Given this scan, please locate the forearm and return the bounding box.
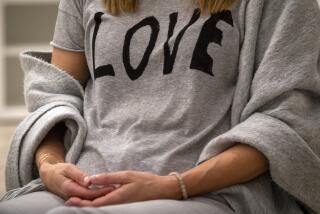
[35,122,67,171]
[181,143,269,197]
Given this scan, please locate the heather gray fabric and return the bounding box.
[0,191,65,214]
[0,190,234,214]
[0,51,87,200]
[1,0,320,213]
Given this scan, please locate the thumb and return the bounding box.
[64,164,90,187]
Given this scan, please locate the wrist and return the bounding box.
[38,159,64,179]
[39,161,53,174]
[37,153,64,172]
[161,175,183,200]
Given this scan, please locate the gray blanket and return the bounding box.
[0,51,87,201]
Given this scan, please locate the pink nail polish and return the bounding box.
[90,174,98,179]
[83,176,90,184]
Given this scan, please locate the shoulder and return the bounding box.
[58,0,86,14]
[246,0,320,13]
[244,0,320,27]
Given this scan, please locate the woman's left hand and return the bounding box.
[64,170,182,207]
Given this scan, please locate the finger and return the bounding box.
[89,171,133,185]
[88,184,133,207]
[65,197,95,207]
[88,183,121,190]
[64,165,90,187]
[66,189,123,207]
[90,190,124,207]
[64,180,115,200]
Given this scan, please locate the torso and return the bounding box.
[76,0,242,176]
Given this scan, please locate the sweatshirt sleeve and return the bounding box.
[5,51,88,191]
[195,0,320,212]
[50,0,85,52]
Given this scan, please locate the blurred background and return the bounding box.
[0,0,319,196]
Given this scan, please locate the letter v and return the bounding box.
[163,9,200,75]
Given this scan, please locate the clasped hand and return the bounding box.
[39,162,181,207]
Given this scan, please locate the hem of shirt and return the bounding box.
[50,41,85,52]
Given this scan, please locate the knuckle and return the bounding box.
[64,193,71,200]
[124,170,135,181]
[120,172,129,180]
[61,168,68,176]
[124,170,133,177]
[61,181,72,193]
[62,187,70,198]
[62,164,73,174]
[62,189,71,197]
[64,163,73,170]
[79,174,85,182]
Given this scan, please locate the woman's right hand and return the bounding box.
[39,162,115,201]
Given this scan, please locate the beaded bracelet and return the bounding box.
[168,172,188,200]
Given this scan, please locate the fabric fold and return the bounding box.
[195,0,320,212]
[0,51,87,202]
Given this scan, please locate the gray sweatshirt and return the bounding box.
[1,0,320,213]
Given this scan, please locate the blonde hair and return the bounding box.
[104,0,235,16]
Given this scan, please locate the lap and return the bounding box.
[46,196,234,214]
[0,191,234,214]
[0,190,65,214]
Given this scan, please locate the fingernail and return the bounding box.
[83,176,90,184]
[90,174,98,179]
[113,184,121,189]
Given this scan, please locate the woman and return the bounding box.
[0,0,319,213]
